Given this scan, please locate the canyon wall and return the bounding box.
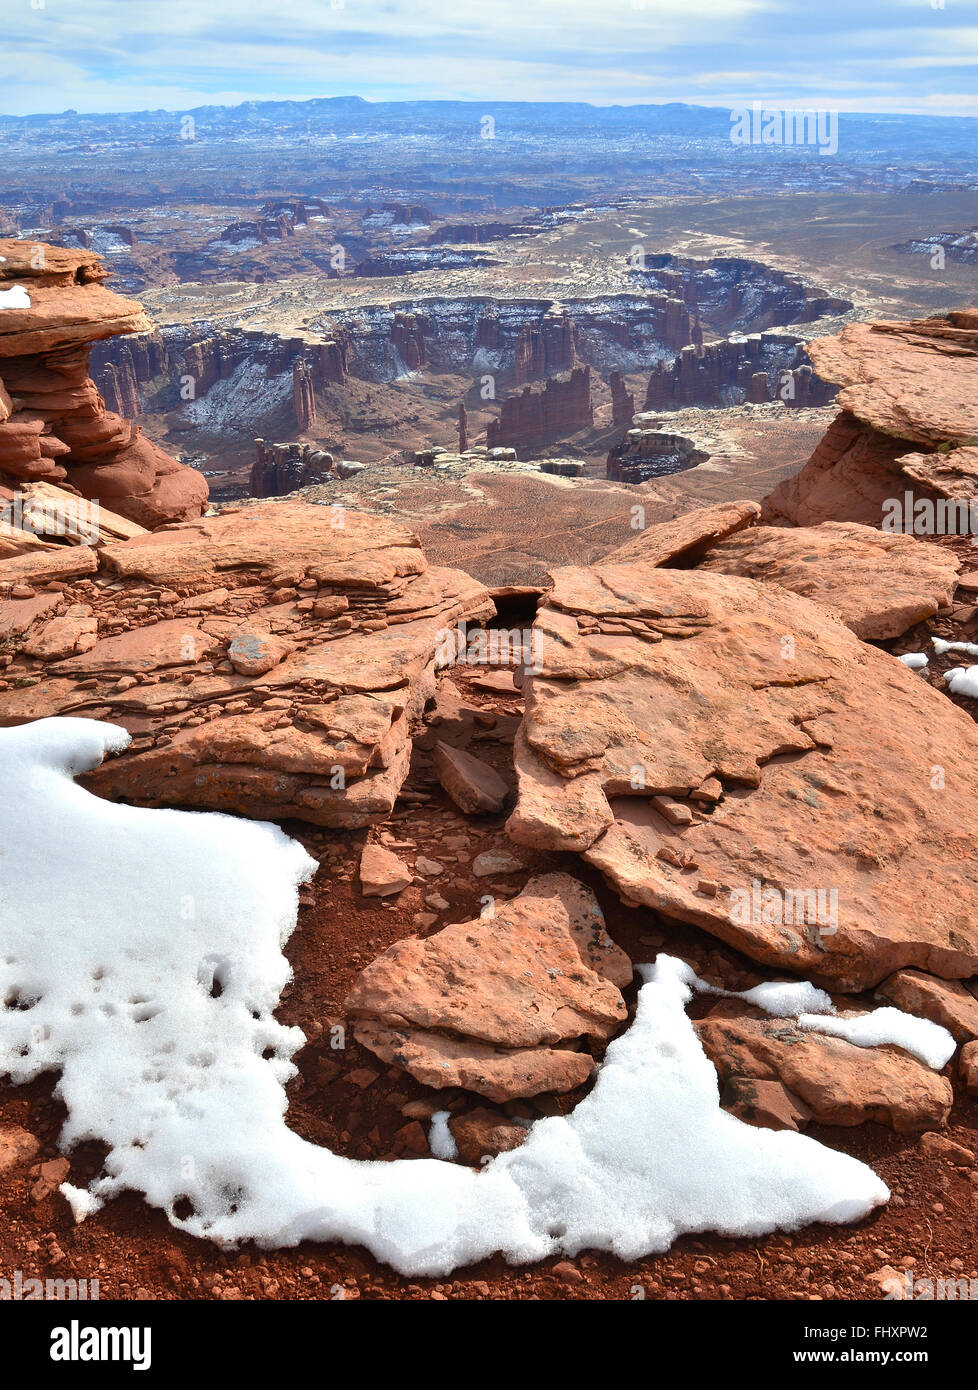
[643,332,837,410]
[91,325,349,422]
[486,366,593,452]
[633,254,851,336]
[86,259,847,456]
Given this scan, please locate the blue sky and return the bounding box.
[3,0,977,117]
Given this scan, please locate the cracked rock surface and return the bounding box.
[506,557,978,991]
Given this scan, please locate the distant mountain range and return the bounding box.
[3,94,977,162]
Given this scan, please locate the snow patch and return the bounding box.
[676,958,833,1017]
[180,360,292,431]
[428,1111,458,1161]
[0,719,890,1275]
[797,1009,955,1070]
[933,637,978,657]
[944,665,978,699]
[0,284,31,310]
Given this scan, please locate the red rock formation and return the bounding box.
[0,239,207,528]
[609,370,635,428]
[292,359,316,431]
[486,367,593,453]
[391,312,428,371]
[252,439,334,497]
[513,311,579,385]
[763,311,978,527]
[0,502,493,829]
[505,541,978,991]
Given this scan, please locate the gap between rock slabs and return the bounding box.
[1,716,944,1278]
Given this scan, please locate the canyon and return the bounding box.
[82,250,853,494]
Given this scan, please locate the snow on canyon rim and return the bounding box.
[0,717,921,1276]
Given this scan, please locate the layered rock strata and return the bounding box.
[0,501,493,827]
[763,313,978,528]
[0,239,207,527]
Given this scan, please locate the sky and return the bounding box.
[2,0,977,118]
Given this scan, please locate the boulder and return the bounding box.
[719,1077,813,1133]
[602,500,761,567]
[698,521,960,639]
[22,607,98,659]
[0,1124,41,1177]
[227,629,293,677]
[470,669,518,695]
[898,445,978,504]
[359,844,412,897]
[0,545,98,587]
[506,559,978,991]
[345,874,630,1100]
[448,1108,528,1165]
[698,1004,953,1133]
[352,1021,596,1102]
[432,739,509,814]
[919,1132,975,1166]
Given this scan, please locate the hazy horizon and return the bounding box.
[5,93,978,124]
[3,0,977,120]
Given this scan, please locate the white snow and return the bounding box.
[738,979,835,1016]
[678,959,953,1069]
[677,959,833,1017]
[944,665,978,699]
[797,1009,955,1070]
[897,653,928,669]
[427,1111,458,1161]
[0,719,891,1274]
[0,284,31,309]
[180,360,292,430]
[933,638,978,657]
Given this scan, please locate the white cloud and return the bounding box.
[2,0,976,114]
